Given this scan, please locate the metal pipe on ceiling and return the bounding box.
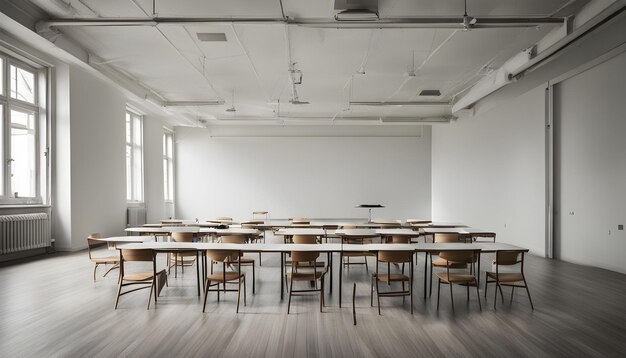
[349,101,450,106]
[39,16,565,29]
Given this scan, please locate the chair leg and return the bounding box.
[175,255,178,278]
[114,279,123,309]
[510,286,515,304]
[376,279,381,315]
[147,280,154,310]
[436,278,441,311]
[449,281,455,313]
[287,276,293,314]
[103,264,119,278]
[494,280,499,310]
[484,273,489,297]
[259,252,262,266]
[236,279,241,313]
[202,280,210,312]
[93,264,98,282]
[252,264,256,294]
[320,277,324,313]
[497,283,505,303]
[466,283,470,302]
[370,276,374,307]
[475,280,482,311]
[429,264,433,297]
[243,276,247,306]
[523,277,534,310]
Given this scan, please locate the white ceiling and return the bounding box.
[28,0,581,125]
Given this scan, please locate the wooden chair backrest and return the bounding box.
[206,250,239,262]
[439,250,476,263]
[120,249,154,262]
[291,217,310,224]
[290,250,320,262]
[341,224,357,229]
[171,232,194,242]
[221,235,245,244]
[293,235,317,244]
[390,235,410,244]
[216,216,233,221]
[495,250,523,266]
[434,233,460,243]
[378,250,413,263]
[241,220,263,228]
[86,233,102,259]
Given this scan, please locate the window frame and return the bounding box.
[0,52,44,205]
[125,108,144,203]
[163,130,174,203]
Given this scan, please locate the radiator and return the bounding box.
[127,206,146,227]
[0,213,51,254]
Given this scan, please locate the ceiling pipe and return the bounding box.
[350,101,450,106]
[38,16,565,29]
[163,101,225,107]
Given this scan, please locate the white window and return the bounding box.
[1,53,46,204]
[163,131,174,202]
[125,109,143,202]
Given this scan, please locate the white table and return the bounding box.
[421,227,496,242]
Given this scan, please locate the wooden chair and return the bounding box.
[241,220,265,265]
[435,250,482,312]
[221,235,256,294]
[169,232,197,278]
[485,250,534,310]
[340,224,374,271]
[114,249,166,310]
[86,233,119,281]
[429,233,467,296]
[371,250,415,314]
[287,249,326,314]
[202,249,246,313]
[283,235,326,285]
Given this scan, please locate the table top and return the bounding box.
[126,226,202,233]
[375,228,420,236]
[274,228,328,236]
[116,242,526,253]
[200,228,260,235]
[334,229,380,237]
[421,227,495,235]
[97,236,155,243]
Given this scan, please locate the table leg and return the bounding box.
[423,251,428,299]
[328,252,333,294]
[280,252,285,300]
[477,251,481,287]
[196,251,200,297]
[339,252,343,307]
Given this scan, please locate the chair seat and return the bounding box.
[432,258,467,268]
[92,256,119,263]
[287,271,325,280]
[374,273,410,282]
[436,272,476,283]
[343,251,375,257]
[285,260,325,268]
[206,271,244,282]
[123,272,154,281]
[486,272,524,282]
[225,257,255,265]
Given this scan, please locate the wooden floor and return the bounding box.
[1,238,626,358]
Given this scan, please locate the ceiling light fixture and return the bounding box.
[460,0,477,31]
[335,9,379,21]
[196,32,227,42]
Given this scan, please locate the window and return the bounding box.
[125,110,143,202]
[163,131,174,202]
[1,53,45,204]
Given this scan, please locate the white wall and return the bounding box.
[432,87,547,255]
[175,127,431,221]
[554,49,626,273]
[143,116,168,223]
[66,65,127,250]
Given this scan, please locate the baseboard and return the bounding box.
[0,247,51,263]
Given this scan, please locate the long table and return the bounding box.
[116,241,527,304]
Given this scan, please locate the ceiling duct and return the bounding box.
[334,0,379,21]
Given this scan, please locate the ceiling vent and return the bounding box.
[196,33,227,42]
[334,0,378,21]
[419,89,441,96]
